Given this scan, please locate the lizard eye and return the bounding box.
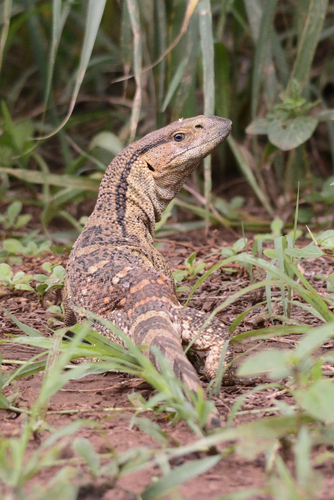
[173,133,185,142]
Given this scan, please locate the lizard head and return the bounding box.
[137,115,232,209]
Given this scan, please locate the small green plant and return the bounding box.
[2,237,51,257]
[254,218,284,241]
[254,218,303,242]
[0,201,31,231]
[46,303,65,315]
[314,272,334,294]
[0,263,33,292]
[184,252,206,280]
[0,261,66,301]
[34,262,66,298]
[219,237,248,257]
[172,270,190,293]
[173,252,206,292]
[247,80,322,151]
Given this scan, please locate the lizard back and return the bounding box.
[64,115,232,394]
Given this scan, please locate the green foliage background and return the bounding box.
[1,0,334,232]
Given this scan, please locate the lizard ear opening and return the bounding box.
[147,162,155,172]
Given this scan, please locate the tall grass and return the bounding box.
[0,1,333,232]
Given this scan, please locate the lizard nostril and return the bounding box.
[195,123,203,129]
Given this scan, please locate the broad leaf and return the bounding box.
[268,117,317,150]
[294,379,334,423]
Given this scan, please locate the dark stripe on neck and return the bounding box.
[115,137,168,236]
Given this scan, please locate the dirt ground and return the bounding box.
[1,227,334,499]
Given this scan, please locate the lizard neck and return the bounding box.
[90,149,163,238]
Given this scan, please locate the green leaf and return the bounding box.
[14,284,34,292]
[42,262,53,273]
[233,238,248,253]
[132,417,168,445]
[162,57,188,112]
[0,263,13,280]
[224,415,312,459]
[185,252,196,267]
[268,117,318,150]
[295,427,312,487]
[2,308,43,337]
[0,167,99,191]
[53,266,66,278]
[193,263,206,274]
[12,272,31,283]
[237,350,292,380]
[0,394,9,409]
[142,455,221,500]
[288,0,329,92]
[284,245,324,259]
[317,109,334,121]
[294,379,334,423]
[248,0,278,117]
[294,322,334,359]
[3,238,25,254]
[89,131,123,156]
[14,214,32,230]
[246,118,269,135]
[316,230,334,250]
[271,218,283,235]
[11,120,34,152]
[72,437,100,475]
[5,360,47,382]
[7,201,22,221]
[34,274,48,282]
[214,42,230,117]
[263,249,276,259]
[220,247,234,257]
[213,489,265,500]
[227,136,274,216]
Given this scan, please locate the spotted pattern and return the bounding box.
[63,115,236,394]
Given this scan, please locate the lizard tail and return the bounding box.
[130,311,201,393]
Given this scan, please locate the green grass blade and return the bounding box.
[249,0,278,117]
[232,324,311,343]
[234,253,334,322]
[126,0,142,141]
[0,0,12,74]
[198,0,215,117]
[227,136,274,216]
[41,0,106,137]
[161,58,187,112]
[288,0,329,93]
[167,1,199,118]
[23,0,48,92]
[2,307,43,337]
[215,42,230,118]
[142,455,221,500]
[0,166,99,191]
[187,251,334,322]
[198,0,214,220]
[271,30,289,87]
[155,0,167,116]
[70,0,106,111]
[43,0,74,111]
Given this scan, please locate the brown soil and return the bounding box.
[1,228,334,499]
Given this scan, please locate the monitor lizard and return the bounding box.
[63,115,241,407]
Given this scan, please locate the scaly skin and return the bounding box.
[63,115,234,396]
